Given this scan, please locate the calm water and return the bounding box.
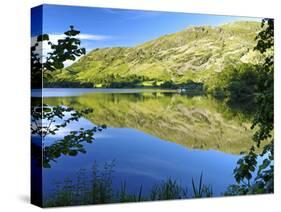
[31,88,257,200]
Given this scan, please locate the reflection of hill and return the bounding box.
[44,92,254,154]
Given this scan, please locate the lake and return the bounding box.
[31,88,257,204]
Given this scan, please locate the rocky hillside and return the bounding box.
[46,21,263,87]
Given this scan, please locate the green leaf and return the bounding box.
[68,150,78,156]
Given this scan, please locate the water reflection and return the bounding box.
[43,89,254,154]
[31,103,106,168]
[31,89,257,205]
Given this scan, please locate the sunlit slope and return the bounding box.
[44,93,255,154]
[48,21,262,85]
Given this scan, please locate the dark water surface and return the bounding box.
[32,88,257,200]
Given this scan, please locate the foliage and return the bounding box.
[210,63,259,114]
[90,161,115,204]
[191,172,213,198]
[160,80,177,89]
[31,105,93,138]
[150,178,188,200]
[31,26,86,88]
[210,63,258,96]
[42,126,105,168]
[31,104,106,168]
[45,81,95,88]
[44,162,213,207]
[233,146,257,184]
[106,74,149,88]
[227,18,274,195]
[118,181,144,202]
[251,18,274,147]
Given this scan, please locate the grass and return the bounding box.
[192,172,213,198]
[46,21,262,88]
[150,178,188,200]
[44,162,213,207]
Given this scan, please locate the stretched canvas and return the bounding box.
[31,4,274,207]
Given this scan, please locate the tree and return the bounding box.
[31,105,106,168]
[31,26,86,88]
[226,18,274,195]
[30,26,108,168]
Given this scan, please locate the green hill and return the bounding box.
[45,21,263,88]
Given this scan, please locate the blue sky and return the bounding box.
[31,4,261,52]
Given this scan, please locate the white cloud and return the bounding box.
[63,58,81,67]
[31,33,109,66]
[31,33,110,50]
[47,33,110,43]
[77,34,111,40]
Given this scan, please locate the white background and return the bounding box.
[0,0,280,211]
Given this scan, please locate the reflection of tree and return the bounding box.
[31,104,106,168]
[30,25,92,206]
